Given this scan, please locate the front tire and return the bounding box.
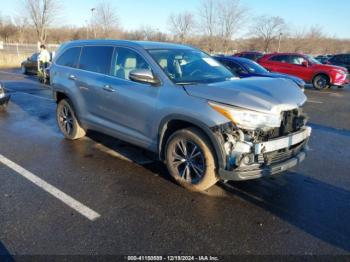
[165,128,218,192]
[313,74,330,90]
[56,99,86,140]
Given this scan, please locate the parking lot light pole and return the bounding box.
[91,8,96,39]
[278,32,283,52]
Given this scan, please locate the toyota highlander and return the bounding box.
[50,40,311,191]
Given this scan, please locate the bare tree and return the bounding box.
[217,0,248,51]
[0,16,18,42]
[168,12,195,43]
[93,1,119,38]
[250,16,286,52]
[198,0,217,50]
[21,0,61,44]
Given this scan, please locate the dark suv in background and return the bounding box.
[234,51,264,61]
[328,54,350,71]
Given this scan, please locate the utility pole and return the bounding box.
[278,32,283,52]
[91,8,96,39]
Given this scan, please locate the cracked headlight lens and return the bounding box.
[209,101,282,130]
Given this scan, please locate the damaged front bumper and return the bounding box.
[217,126,312,181]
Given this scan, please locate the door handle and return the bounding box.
[102,85,116,92]
[68,74,77,81]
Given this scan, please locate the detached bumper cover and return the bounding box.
[219,150,306,181]
[218,126,311,181]
[0,95,10,106]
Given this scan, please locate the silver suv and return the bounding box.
[51,40,311,191]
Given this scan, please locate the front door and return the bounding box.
[100,46,160,148]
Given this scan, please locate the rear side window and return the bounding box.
[79,46,114,75]
[56,47,81,68]
[270,55,289,63]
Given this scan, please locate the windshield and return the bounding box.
[307,55,321,64]
[148,49,234,84]
[241,60,268,74]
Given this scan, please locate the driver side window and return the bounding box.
[111,47,151,80]
[224,61,246,75]
[290,55,306,65]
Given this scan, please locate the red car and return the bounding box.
[258,53,349,90]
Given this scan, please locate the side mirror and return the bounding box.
[129,69,161,86]
[302,61,309,67]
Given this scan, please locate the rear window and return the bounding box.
[56,47,81,68]
[78,46,114,75]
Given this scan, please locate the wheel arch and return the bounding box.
[312,72,332,84]
[54,90,69,104]
[158,115,226,170]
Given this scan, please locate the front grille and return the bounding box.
[257,109,307,141]
[263,140,306,165]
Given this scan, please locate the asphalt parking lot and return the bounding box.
[1,69,350,258]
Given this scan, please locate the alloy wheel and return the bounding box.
[58,105,74,135]
[169,139,205,184]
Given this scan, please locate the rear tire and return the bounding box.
[313,74,330,90]
[56,99,86,140]
[338,86,345,89]
[165,128,218,192]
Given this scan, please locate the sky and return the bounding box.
[2,0,350,38]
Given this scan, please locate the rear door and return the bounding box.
[264,55,291,74]
[75,45,114,121]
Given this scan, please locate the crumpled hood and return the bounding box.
[184,77,307,114]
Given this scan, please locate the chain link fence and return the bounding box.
[0,42,60,68]
[0,42,59,56]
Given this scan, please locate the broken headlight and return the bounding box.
[208,101,282,130]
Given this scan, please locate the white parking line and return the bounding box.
[0,154,101,221]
